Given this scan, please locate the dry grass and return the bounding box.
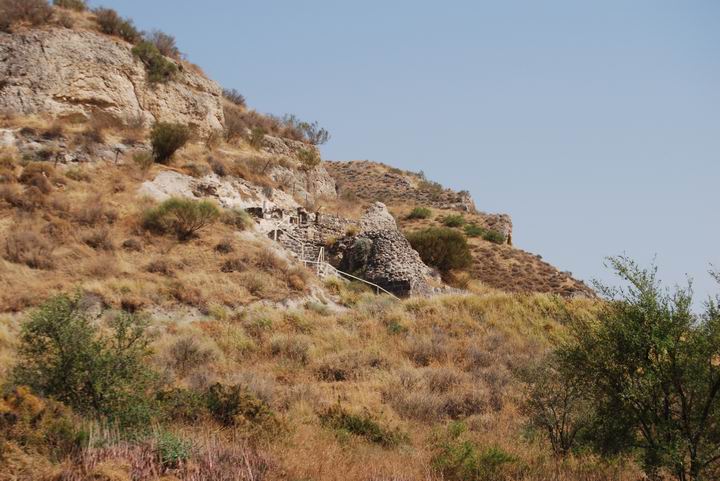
[0,120,321,313]
[0,117,630,481]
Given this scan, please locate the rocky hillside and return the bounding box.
[327,160,593,297]
[0,4,623,481]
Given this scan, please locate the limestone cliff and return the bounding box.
[0,28,224,133]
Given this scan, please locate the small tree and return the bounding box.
[13,293,156,426]
[150,122,190,164]
[143,197,220,240]
[553,257,720,481]
[520,358,593,457]
[406,227,472,273]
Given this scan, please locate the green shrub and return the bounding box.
[432,422,517,481]
[12,293,157,427]
[156,431,191,469]
[297,148,321,172]
[464,224,506,244]
[221,207,253,230]
[53,0,86,11]
[406,227,472,273]
[442,214,466,228]
[407,206,432,220]
[150,122,190,164]
[463,224,484,237]
[0,0,53,31]
[93,7,141,43]
[546,258,720,480]
[320,404,406,447]
[481,229,506,244]
[132,41,178,83]
[142,197,220,241]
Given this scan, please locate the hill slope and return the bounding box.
[0,4,619,481]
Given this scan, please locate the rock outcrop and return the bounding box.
[261,136,337,202]
[139,171,300,211]
[0,126,136,164]
[0,28,224,133]
[339,202,436,296]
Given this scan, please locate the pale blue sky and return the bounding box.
[94,0,720,302]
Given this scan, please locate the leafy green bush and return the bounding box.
[481,229,506,244]
[407,206,432,220]
[93,7,141,43]
[142,197,220,240]
[464,224,506,244]
[12,293,156,427]
[432,422,517,481]
[132,41,178,83]
[53,0,86,11]
[442,214,466,228]
[320,404,406,447]
[544,258,720,480]
[156,431,191,469]
[406,227,472,273]
[150,122,190,164]
[0,0,53,32]
[463,224,484,237]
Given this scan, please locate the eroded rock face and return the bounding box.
[0,28,224,133]
[139,171,300,211]
[340,202,436,296]
[261,136,337,202]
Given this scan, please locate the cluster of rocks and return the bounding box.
[0,28,224,133]
[0,127,138,164]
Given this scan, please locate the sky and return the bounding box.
[93,0,720,304]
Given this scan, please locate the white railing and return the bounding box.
[271,223,400,300]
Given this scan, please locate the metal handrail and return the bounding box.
[271,223,400,300]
